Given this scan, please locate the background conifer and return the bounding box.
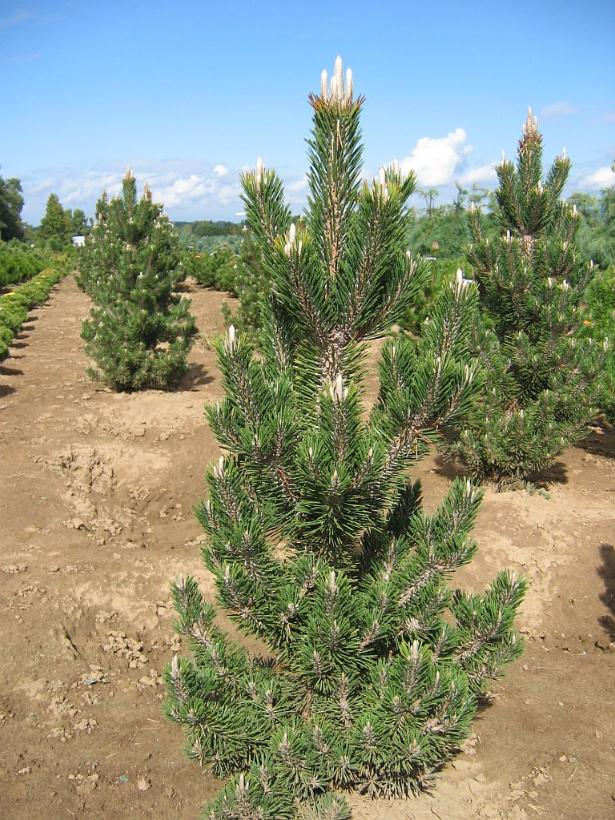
[450,111,605,486]
[80,171,196,390]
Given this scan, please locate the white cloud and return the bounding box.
[398,128,472,186]
[541,101,577,119]
[458,163,497,186]
[287,175,308,193]
[152,173,210,208]
[580,165,615,189]
[213,164,228,177]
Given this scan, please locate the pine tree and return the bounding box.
[70,207,89,236]
[165,58,526,818]
[449,110,605,487]
[39,193,71,247]
[80,171,196,390]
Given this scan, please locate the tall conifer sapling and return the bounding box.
[165,59,526,818]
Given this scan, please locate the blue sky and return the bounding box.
[2,0,614,224]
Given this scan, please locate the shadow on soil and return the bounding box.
[433,453,569,489]
[0,365,23,377]
[176,363,214,391]
[578,419,615,459]
[0,383,16,398]
[527,460,568,487]
[598,543,615,640]
[433,454,465,481]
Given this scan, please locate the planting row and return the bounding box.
[0,241,52,290]
[0,266,68,358]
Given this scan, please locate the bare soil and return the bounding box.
[1,275,614,820]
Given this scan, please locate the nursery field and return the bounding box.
[1,275,614,820]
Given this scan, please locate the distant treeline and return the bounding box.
[174,220,244,252]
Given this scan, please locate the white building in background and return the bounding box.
[71,235,86,247]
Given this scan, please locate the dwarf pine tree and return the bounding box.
[449,111,605,486]
[80,171,196,390]
[165,59,526,818]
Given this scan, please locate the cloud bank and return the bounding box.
[26,122,610,224]
[21,161,244,223]
[580,165,615,190]
[398,128,473,186]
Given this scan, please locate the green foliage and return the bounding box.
[0,267,66,358]
[176,219,244,238]
[581,265,615,420]
[39,193,72,248]
[80,171,197,391]
[70,208,90,236]
[570,167,615,269]
[166,59,525,818]
[407,208,470,258]
[218,229,270,342]
[184,245,239,293]
[0,175,25,241]
[450,111,604,486]
[0,241,50,288]
[0,297,27,332]
[399,257,465,335]
[176,220,243,253]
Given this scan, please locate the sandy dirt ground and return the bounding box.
[0,275,614,820]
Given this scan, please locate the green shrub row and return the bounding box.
[0,241,52,289]
[0,267,66,358]
[182,245,239,294]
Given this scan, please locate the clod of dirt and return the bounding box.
[68,772,100,794]
[529,766,551,787]
[2,564,28,574]
[47,696,79,718]
[102,631,148,668]
[74,718,98,734]
[137,669,163,689]
[137,777,151,791]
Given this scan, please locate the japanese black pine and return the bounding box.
[80,171,196,390]
[449,110,604,486]
[165,59,525,818]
